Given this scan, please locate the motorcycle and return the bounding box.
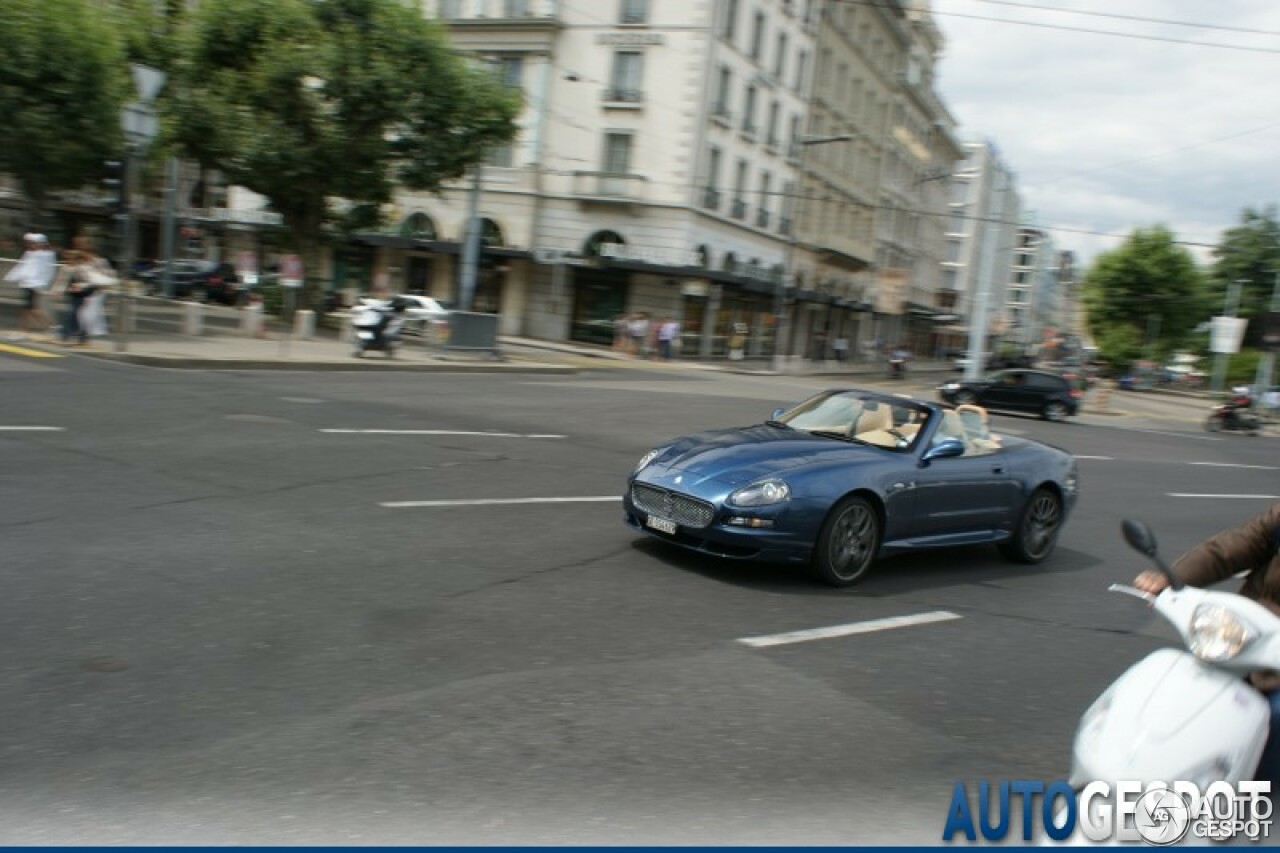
[888,354,909,380]
[1206,392,1262,435]
[351,299,406,358]
[1063,519,1278,838]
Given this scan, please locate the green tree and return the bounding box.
[1081,225,1209,368]
[1210,206,1280,348]
[165,0,520,266]
[0,0,127,221]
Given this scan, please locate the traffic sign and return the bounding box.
[281,255,304,288]
[121,102,158,148]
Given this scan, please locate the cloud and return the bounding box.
[932,0,1280,266]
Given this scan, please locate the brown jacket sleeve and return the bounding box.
[1172,502,1280,590]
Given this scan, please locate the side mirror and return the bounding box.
[921,437,965,462]
[771,408,787,420]
[1121,518,1183,591]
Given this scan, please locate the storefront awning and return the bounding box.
[353,232,532,260]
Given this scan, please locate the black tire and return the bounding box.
[812,496,881,587]
[954,390,977,405]
[999,487,1063,564]
[1042,401,1069,422]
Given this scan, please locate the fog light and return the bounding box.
[727,517,774,528]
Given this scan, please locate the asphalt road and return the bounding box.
[0,349,1276,844]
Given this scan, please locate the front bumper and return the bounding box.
[622,482,815,564]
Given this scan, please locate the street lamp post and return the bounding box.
[1210,279,1246,393]
[774,134,853,372]
[965,174,1009,382]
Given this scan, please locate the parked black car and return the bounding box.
[139,260,241,305]
[937,369,1081,422]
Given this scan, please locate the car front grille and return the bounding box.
[631,483,715,529]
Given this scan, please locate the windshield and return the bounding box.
[775,391,933,450]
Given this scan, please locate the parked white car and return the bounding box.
[358,294,450,338]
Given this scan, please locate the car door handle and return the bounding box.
[991,466,1004,474]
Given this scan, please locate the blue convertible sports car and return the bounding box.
[623,389,1078,586]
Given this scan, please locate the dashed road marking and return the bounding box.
[1188,462,1278,471]
[1168,493,1279,500]
[1073,455,1113,460]
[322,429,566,439]
[381,496,620,508]
[0,426,65,431]
[738,611,963,648]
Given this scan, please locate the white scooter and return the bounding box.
[1063,519,1278,841]
[351,299,405,358]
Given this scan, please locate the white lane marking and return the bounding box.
[1073,455,1113,460]
[1188,462,1278,471]
[321,429,566,439]
[0,426,64,431]
[382,496,620,508]
[738,611,962,649]
[1132,429,1223,442]
[1168,493,1280,500]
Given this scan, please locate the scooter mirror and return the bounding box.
[1121,518,1184,591]
[1121,519,1156,556]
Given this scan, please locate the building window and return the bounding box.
[620,0,647,24]
[722,0,738,41]
[713,66,732,117]
[497,56,523,90]
[439,0,462,17]
[794,50,808,93]
[732,158,748,219]
[603,132,633,175]
[757,172,772,228]
[774,32,788,79]
[704,145,722,209]
[765,101,780,148]
[486,143,514,168]
[741,85,757,135]
[504,0,530,16]
[749,11,765,60]
[607,51,644,103]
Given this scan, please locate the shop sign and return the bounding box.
[680,280,709,298]
[596,33,666,46]
[599,242,701,268]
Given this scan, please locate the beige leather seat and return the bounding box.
[954,404,1001,454]
[854,403,900,447]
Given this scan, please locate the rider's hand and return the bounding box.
[1133,570,1170,595]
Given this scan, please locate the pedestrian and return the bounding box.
[657,316,679,361]
[728,322,747,361]
[628,312,649,358]
[4,233,57,338]
[56,237,116,346]
[613,312,629,352]
[1132,503,1280,785]
[833,336,849,363]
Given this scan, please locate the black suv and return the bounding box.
[937,369,1081,422]
[140,260,241,305]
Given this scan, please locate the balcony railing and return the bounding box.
[730,198,747,219]
[572,171,646,201]
[779,216,793,235]
[603,88,644,105]
[756,208,771,228]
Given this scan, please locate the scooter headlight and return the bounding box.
[1188,605,1255,662]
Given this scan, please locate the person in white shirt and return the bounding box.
[5,233,57,337]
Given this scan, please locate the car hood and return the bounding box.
[642,424,882,489]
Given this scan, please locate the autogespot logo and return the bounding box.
[1132,787,1191,845]
[942,779,1273,844]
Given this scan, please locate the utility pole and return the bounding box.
[458,164,483,312]
[773,134,853,372]
[965,173,1007,382]
[1253,269,1280,394]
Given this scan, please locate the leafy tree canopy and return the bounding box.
[1210,206,1280,347]
[0,0,127,217]
[1081,225,1208,367]
[166,0,521,253]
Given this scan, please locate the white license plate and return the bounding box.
[646,515,677,535]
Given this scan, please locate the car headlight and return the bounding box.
[728,478,791,507]
[1188,605,1255,662]
[941,382,960,391]
[634,448,664,473]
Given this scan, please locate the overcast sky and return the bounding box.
[930,0,1280,268]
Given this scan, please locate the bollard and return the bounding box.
[183,301,203,337]
[1092,380,1115,413]
[293,309,316,341]
[242,301,265,338]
